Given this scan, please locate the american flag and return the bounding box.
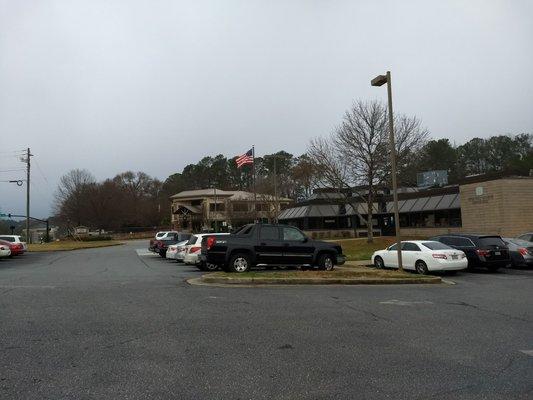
[235,148,254,168]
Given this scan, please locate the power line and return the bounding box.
[33,157,50,187]
[0,149,26,155]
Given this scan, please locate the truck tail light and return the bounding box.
[476,249,490,257]
[190,246,201,254]
[206,236,216,250]
[432,253,447,259]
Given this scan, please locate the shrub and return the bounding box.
[79,235,113,242]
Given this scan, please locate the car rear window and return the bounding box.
[478,236,506,247]
[422,241,452,250]
[187,235,198,245]
[509,239,532,247]
[0,236,14,242]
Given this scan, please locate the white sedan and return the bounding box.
[371,240,468,274]
[166,240,188,262]
[0,243,11,258]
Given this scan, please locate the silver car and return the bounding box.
[502,238,533,268]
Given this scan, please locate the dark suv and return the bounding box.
[430,234,510,271]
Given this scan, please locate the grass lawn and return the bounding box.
[330,236,426,261]
[28,240,123,252]
[208,267,426,280]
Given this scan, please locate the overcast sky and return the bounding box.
[1,0,532,218]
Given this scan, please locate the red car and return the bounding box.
[0,239,25,256]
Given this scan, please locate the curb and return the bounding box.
[199,275,442,286]
[28,242,124,252]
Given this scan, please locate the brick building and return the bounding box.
[278,174,533,239]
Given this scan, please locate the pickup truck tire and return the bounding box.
[317,253,335,271]
[204,262,219,271]
[228,253,251,273]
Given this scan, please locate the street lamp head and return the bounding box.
[371,74,388,87]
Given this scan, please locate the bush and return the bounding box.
[79,235,113,242]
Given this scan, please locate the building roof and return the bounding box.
[170,189,236,199]
[170,188,291,202]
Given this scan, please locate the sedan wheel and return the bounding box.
[415,260,429,275]
[374,256,384,269]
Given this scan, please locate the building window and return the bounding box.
[255,203,269,212]
[232,203,249,212]
[209,203,225,212]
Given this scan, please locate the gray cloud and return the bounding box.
[1,0,532,217]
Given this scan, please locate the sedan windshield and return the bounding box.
[421,241,453,250]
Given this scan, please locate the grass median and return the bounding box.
[198,266,441,285]
[28,240,123,252]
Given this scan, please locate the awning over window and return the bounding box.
[386,193,461,213]
[173,204,201,214]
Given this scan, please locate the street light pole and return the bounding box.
[214,187,218,232]
[273,155,278,224]
[371,71,403,271]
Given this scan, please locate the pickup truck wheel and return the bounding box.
[204,263,219,271]
[318,254,335,271]
[229,253,251,273]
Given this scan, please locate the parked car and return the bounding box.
[516,232,533,242]
[502,238,533,268]
[149,231,179,252]
[430,234,510,271]
[200,223,345,273]
[150,232,191,256]
[0,238,25,256]
[371,240,468,274]
[0,235,27,252]
[166,240,189,261]
[184,233,230,270]
[0,242,11,258]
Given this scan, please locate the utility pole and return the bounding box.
[25,148,33,244]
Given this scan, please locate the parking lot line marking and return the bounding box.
[379,299,434,306]
[519,350,533,356]
[136,249,155,256]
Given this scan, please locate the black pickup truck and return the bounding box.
[200,223,346,273]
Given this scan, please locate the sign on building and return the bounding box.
[417,170,448,188]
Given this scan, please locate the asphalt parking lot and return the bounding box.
[1,240,532,399]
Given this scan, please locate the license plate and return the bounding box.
[452,255,458,260]
[494,251,501,255]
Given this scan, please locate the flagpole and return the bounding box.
[252,145,257,222]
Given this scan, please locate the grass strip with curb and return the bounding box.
[200,269,441,285]
[28,241,123,252]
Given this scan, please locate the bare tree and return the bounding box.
[308,100,428,242]
[54,169,96,226]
